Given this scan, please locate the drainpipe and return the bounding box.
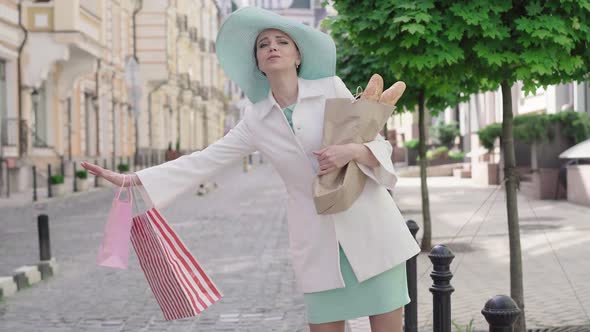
[132,0,142,166]
[111,72,116,168]
[17,2,29,158]
[94,59,101,155]
[132,0,142,61]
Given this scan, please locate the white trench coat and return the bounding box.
[136,76,421,294]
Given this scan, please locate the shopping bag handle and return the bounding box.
[115,175,133,204]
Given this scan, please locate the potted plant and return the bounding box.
[50,175,65,196]
[117,163,130,173]
[474,124,502,185]
[403,139,420,165]
[75,170,89,191]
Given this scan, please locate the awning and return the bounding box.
[559,139,590,159]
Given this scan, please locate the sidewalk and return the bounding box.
[348,176,590,331]
[0,166,147,209]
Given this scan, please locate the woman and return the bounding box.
[82,7,420,332]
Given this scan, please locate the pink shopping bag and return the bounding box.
[130,207,222,320]
[97,175,133,269]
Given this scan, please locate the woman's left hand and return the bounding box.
[313,144,358,176]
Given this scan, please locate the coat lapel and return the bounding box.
[258,77,324,119]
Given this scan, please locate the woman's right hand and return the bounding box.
[80,161,140,187]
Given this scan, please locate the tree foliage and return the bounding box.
[324,1,482,113]
[478,111,590,151]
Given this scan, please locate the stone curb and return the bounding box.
[0,258,58,301]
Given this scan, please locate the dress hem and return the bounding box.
[307,297,411,324]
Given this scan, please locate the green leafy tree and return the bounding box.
[327,1,590,331]
[451,3,590,331]
[325,1,480,254]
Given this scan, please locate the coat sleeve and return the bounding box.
[332,75,398,190]
[135,117,257,209]
[356,133,399,190]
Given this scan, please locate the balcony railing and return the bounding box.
[178,73,190,90]
[211,87,224,100]
[190,80,200,92]
[189,27,198,42]
[199,86,210,101]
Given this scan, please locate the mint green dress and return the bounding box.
[281,103,410,324]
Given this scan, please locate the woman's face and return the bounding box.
[255,29,301,76]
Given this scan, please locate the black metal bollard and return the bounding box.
[6,161,10,198]
[47,164,52,198]
[32,165,37,202]
[94,159,99,187]
[37,214,53,279]
[38,214,51,261]
[404,220,419,332]
[73,162,77,192]
[60,156,65,177]
[429,244,455,332]
[111,157,115,171]
[482,295,521,332]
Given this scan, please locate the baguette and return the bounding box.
[379,81,406,106]
[360,74,383,101]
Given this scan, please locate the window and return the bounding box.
[85,92,99,156]
[189,27,198,42]
[177,14,188,32]
[290,0,311,9]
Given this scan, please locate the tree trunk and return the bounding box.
[500,80,526,332]
[418,89,432,251]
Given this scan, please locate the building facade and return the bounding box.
[0,0,230,195]
[0,0,139,192]
[135,0,227,161]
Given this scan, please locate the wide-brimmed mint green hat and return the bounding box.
[216,6,336,104]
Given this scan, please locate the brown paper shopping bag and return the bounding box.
[313,98,394,214]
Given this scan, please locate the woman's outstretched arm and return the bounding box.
[81,161,142,187]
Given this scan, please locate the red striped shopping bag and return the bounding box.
[130,208,222,320]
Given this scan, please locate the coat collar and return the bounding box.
[258,77,323,119]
